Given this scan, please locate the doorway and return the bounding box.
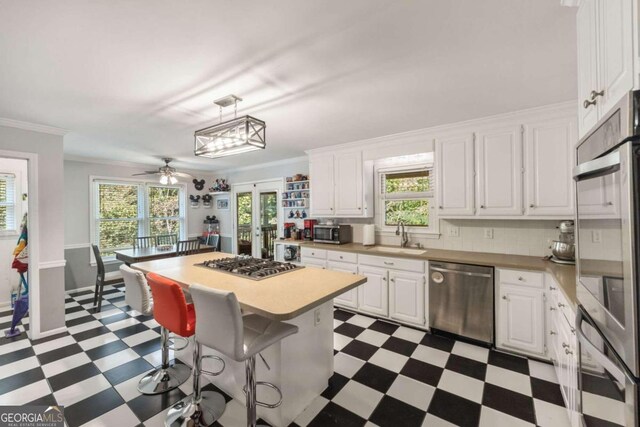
[233,180,282,259]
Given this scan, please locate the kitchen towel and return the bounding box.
[363,224,376,246]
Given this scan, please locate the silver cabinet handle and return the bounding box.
[590,89,604,99]
[550,307,556,311]
[390,278,395,283]
[439,206,443,209]
[549,286,557,290]
[358,207,361,210]
[384,261,394,266]
[565,348,574,355]
[502,295,508,300]
[382,277,387,281]
[583,98,597,109]
[558,302,566,308]
[550,331,557,335]
[529,204,535,208]
[480,205,486,209]
[562,342,570,348]
[339,255,343,259]
[518,277,524,281]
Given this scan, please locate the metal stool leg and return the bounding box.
[137,327,191,395]
[166,341,226,426]
[245,356,257,427]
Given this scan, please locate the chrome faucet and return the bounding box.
[395,221,409,248]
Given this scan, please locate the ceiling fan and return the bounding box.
[132,158,194,185]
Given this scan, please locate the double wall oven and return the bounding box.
[574,90,640,426]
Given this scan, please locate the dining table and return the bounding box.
[114,244,215,265]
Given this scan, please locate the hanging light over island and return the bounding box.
[194,95,266,159]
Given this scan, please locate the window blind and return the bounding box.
[0,174,17,231]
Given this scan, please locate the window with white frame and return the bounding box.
[377,165,435,232]
[0,174,17,233]
[92,179,186,256]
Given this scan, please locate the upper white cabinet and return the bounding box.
[334,151,364,216]
[524,118,577,216]
[577,0,634,138]
[435,133,475,216]
[309,150,372,218]
[475,125,523,216]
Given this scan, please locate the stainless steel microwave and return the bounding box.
[313,225,352,245]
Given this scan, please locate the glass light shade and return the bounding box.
[169,175,178,185]
[194,115,266,159]
[159,175,169,185]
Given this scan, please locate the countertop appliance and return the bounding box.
[550,220,575,264]
[574,90,640,426]
[195,256,303,280]
[429,262,494,344]
[303,219,317,241]
[313,224,352,245]
[283,244,299,262]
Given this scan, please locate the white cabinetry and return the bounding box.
[328,260,359,309]
[577,0,634,138]
[524,118,577,216]
[301,247,327,269]
[547,277,579,427]
[309,154,334,216]
[435,133,475,216]
[308,151,372,218]
[389,270,426,326]
[357,265,389,317]
[475,125,523,216]
[496,269,546,357]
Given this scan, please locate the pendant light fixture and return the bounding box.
[194,95,266,159]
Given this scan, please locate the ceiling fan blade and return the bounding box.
[131,171,159,176]
[173,172,195,179]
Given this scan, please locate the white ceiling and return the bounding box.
[0,0,577,172]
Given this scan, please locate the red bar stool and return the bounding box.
[147,273,226,426]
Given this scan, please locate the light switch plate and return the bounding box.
[484,228,494,239]
[448,226,460,237]
[592,230,602,243]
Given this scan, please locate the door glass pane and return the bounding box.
[236,192,253,255]
[259,192,278,259]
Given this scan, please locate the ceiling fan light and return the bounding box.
[169,175,178,185]
[159,175,169,185]
[194,115,266,159]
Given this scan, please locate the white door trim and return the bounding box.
[0,150,43,339]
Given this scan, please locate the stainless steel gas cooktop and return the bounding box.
[195,256,303,280]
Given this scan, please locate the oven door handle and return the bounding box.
[573,150,620,181]
[576,309,627,386]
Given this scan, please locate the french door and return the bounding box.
[232,180,283,259]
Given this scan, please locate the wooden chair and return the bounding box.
[156,234,178,245]
[91,244,122,312]
[135,236,157,248]
[176,239,201,256]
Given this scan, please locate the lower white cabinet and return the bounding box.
[357,265,389,317]
[389,270,426,326]
[497,283,545,357]
[328,261,359,309]
[303,258,327,269]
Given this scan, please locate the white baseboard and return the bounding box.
[29,326,67,340]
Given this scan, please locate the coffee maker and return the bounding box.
[303,219,317,241]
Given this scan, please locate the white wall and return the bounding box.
[0,158,28,306]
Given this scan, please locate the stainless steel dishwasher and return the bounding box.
[429,262,494,344]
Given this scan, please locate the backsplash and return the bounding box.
[346,219,562,257]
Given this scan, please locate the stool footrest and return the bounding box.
[200,355,225,376]
[242,381,283,409]
[167,336,189,351]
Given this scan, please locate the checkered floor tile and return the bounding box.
[0,286,571,427]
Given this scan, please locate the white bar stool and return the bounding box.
[189,284,299,427]
[119,265,190,395]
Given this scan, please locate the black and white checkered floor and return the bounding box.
[0,284,571,427]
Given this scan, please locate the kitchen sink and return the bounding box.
[366,246,427,256]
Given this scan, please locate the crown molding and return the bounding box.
[0,118,69,136]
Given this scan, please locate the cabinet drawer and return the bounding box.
[358,254,425,273]
[327,250,357,264]
[498,268,544,288]
[301,247,327,260]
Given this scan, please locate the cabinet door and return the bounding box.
[309,154,335,217]
[498,285,545,356]
[577,0,600,137]
[476,126,523,216]
[389,271,425,326]
[357,266,388,317]
[435,133,475,216]
[328,261,359,309]
[597,0,634,118]
[524,117,576,217]
[334,151,363,216]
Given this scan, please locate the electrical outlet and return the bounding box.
[448,226,460,237]
[314,309,321,326]
[484,228,494,239]
[592,230,602,243]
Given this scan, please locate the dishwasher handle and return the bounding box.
[430,266,493,279]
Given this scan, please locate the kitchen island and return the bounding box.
[133,252,367,427]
